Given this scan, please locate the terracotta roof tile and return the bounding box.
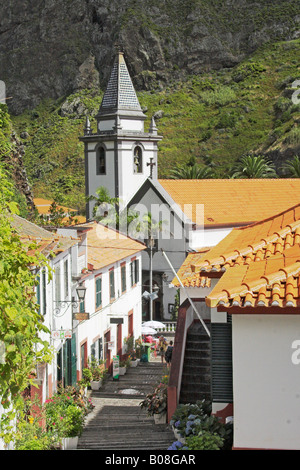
[158,179,300,226]
[206,247,300,310]
[79,222,146,270]
[172,250,211,288]
[193,203,300,275]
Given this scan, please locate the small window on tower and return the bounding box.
[133,146,142,174]
[97,146,106,175]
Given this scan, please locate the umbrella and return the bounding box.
[142,320,166,329]
[141,326,157,335]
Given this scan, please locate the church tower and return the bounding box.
[80,52,162,220]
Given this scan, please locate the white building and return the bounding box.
[59,221,146,376]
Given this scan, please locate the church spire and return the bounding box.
[97,52,144,118]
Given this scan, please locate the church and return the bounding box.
[80,51,300,323]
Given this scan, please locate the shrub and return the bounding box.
[170,400,233,450]
[232,62,266,82]
[44,388,86,439]
[184,431,224,450]
[140,382,168,416]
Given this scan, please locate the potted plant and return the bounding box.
[44,388,86,450]
[129,350,139,367]
[62,404,85,450]
[90,359,107,390]
[119,359,127,375]
[140,382,168,424]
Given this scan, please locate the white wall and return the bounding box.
[75,252,143,369]
[189,226,233,250]
[232,314,300,450]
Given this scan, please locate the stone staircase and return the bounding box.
[77,361,175,451]
[179,321,211,404]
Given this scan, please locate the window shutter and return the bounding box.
[121,265,126,292]
[36,273,41,313]
[134,259,139,284]
[110,269,115,299]
[96,277,102,308]
[42,269,47,315]
[130,262,133,286]
[211,316,233,403]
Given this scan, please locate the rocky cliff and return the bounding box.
[1,0,299,114]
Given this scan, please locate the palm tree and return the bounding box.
[169,163,215,179]
[87,186,137,231]
[281,155,300,178]
[231,155,277,179]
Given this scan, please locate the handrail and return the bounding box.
[167,299,193,422]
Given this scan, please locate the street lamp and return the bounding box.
[53,284,87,317]
[76,285,87,303]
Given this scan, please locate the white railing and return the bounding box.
[156,321,177,333]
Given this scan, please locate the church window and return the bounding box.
[133,146,142,174]
[97,146,106,175]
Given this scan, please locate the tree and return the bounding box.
[281,155,300,178]
[0,164,53,443]
[169,163,215,179]
[231,154,277,179]
[87,186,138,232]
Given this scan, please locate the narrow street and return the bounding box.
[77,358,175,451]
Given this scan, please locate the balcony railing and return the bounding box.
[156,321,177,333]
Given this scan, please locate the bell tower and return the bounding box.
[80,52,162,220]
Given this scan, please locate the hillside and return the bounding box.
[10,39,300,212]
[1,0,299,115]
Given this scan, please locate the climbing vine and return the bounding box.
[0,164,53,444]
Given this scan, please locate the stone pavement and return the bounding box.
[77,356,175,451]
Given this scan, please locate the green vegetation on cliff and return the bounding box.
[10,39,300,211]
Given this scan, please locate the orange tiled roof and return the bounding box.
[34,198,76,215]
[192,203,300,276]
[81,222,146,270]
[172,250,211,288]
[206,245,300,309]
[158,179,300,227]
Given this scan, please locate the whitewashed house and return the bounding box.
[57,221,146,376]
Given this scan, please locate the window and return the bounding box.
[109,269,115,300]
[133,146,142,174]
[91,338,103,362]
[55,265,61,302]
[95,276,102,309]
[130,259,139,287]
[121,264,126,293]
[96,146,106,175]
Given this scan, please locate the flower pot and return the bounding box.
[130,360,138,367]
[62,436,79,450]
[154,411,167,424]
[91,379,102,390]
[119,366,127,375]
[172,427,185,443]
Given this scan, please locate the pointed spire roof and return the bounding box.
[98,52,143,117]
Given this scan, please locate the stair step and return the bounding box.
[180,320,212,404]
[78,361,174,451]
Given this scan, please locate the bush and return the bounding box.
[170,400,233,450]
[15,416,59,450]
[44,388,86,439]
[184,431,224,450]
[232,62,266,82]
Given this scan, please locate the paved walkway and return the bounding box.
[77,357,175,451]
